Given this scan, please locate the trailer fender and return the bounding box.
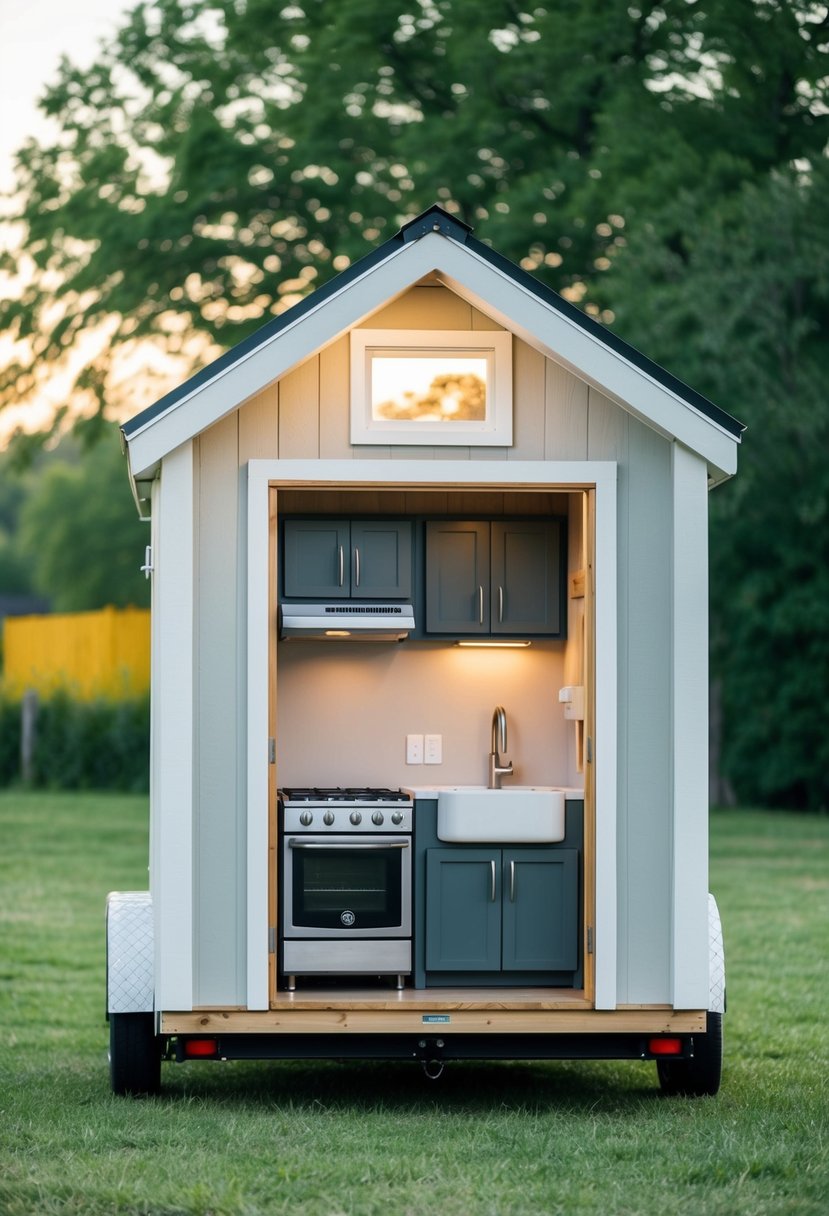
[106,891,154,1015]
[708,893,725,1014]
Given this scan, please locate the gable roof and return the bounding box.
[121,204,743,491]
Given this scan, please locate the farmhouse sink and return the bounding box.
[436,787,566,844]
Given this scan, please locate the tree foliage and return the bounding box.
[1,430,150,612]
[1,0,828,806]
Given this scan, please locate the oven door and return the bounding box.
[283,834,412,939]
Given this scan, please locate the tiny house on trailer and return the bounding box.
[108,205,741,1096]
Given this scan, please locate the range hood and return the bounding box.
[279,602,415,641]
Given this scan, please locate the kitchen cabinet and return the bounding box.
[283,519,412,600]
[425,519,563,636]
[425,846,578,973]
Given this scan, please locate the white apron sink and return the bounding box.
[436,787,566,844]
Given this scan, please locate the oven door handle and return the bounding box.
[287,838,410,850]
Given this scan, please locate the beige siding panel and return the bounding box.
[195,415,246,1006]
[545,361,589,460]
[624,417,672,1003]
[278,356,320,458]
[319,336,352,459]
[471,305,505,331]
[510,340,546,461]
[365,286,473,329]
[239,383,279,460]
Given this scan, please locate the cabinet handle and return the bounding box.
[479,585,484,626]
[509,859,515,902]
[498,585,504,623]
[490,859,496,902]
[338,545,345,587]
[354,546,360,588]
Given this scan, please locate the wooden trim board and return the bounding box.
[161,1004,705,1036]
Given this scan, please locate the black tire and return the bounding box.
[657,1011,723,1097]
[109,1012,161,1096]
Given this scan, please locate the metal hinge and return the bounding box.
[586,736,593,764]
[140,545,153,579]
[268,738,276,764]
[587,927,594,955]
[268,927,276,954]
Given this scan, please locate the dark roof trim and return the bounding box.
[122,204,745,442]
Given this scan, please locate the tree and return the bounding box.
[3,0,826,436]
[16,429,150,611]
[2,0,827,805]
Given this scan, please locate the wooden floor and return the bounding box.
[270,986,591,1011]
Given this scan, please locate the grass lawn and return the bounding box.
[0,792,827,1216]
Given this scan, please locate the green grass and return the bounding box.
[1,793,827,1216]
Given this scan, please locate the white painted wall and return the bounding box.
[276,640,567,789]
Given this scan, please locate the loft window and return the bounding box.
[350,329,513,446]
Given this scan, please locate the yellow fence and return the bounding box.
[3,606,151,699]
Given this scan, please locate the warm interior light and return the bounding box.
[324,630,352,637]
[455,640,532,649]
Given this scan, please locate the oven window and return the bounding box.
[292,845,403,930]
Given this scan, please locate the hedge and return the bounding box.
[0,686,149,792]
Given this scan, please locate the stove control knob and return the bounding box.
[391,811,404,825]
[371,811,384,826]
[323,811,335,826]
[299,811,314,826]
[349,811,363,826]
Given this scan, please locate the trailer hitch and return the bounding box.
[417,1038,446,1081]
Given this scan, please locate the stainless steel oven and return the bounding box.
[279,788,413,990]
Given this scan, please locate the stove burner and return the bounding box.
[281,787,410,804]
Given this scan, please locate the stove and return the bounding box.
[279,786,414,989]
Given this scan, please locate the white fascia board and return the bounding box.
[433,247,739,480]
[125,237,453,481]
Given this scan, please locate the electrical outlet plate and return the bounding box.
[424,734,442,764]
[406,734,424,764]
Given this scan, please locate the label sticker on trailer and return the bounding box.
[422,1014,451,1023]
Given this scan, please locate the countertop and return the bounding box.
[403,785,585,801]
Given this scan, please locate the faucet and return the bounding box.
[488,705,514,789]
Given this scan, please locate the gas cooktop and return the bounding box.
[280,787,411,804]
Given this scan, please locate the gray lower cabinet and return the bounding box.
[283,519,412,600]
[425,519,563,636]
[425,847,578,973]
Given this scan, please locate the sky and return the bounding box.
[0,0,134,192]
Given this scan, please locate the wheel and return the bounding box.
[657,1010,723,1097]
[109,1012,161,1096]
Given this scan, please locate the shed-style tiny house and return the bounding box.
[108,205,740,1096]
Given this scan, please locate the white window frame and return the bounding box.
[350,329,513,446]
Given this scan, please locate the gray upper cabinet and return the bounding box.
[425,519,563,636]
[283,519,412,600]
[425,521,491,634]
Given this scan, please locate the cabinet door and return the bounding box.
[425,849,501,971]
[425,521,490,634]
[490,520,562,635]
[283,520,350,598]
[501,848,578,971]
[350,521,412,600]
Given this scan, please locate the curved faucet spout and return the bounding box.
[488,705,514,789]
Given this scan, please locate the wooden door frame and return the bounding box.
[247,459,617,1012]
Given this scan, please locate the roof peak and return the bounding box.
[398,204,472,244]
